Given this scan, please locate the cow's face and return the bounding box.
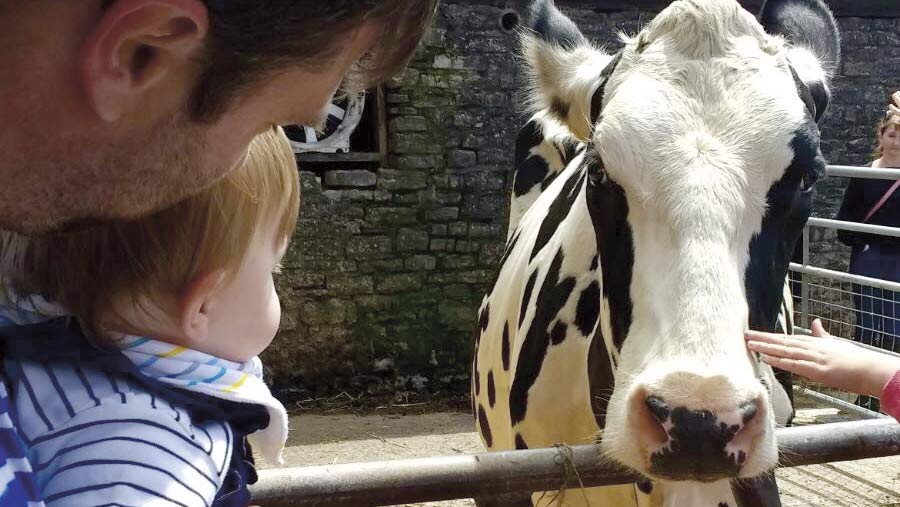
[524,0,838,482]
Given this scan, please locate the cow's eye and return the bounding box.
[800,170,819,192]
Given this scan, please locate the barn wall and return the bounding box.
[263,1,900,395]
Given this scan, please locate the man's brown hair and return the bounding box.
[193,0,439,121]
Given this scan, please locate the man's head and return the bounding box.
[0,0,436,232]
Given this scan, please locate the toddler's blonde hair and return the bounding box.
[1,127,300,337]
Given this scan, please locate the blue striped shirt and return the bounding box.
[9,360,234,506]
[0,305,45,507]
[0,378,43,507]
[0,314,238,506]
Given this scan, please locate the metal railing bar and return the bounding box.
[794,386,888,420]
[789,263,900,292]
[801,225,810,328]
[806,218,900,238]
[826,165,900,181]
[250,420,900,507]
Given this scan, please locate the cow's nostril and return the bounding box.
[645,395,670,423]
[740,400,758,424]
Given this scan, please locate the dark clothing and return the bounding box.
[836,168,900,411]
[836,172,900,249]
[848,245,900,351]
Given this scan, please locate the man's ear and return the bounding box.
[177,269,226,345]
[79,0,209,122]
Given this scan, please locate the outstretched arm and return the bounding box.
[745,319,900,415]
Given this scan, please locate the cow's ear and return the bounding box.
[522,36,616,141]
[759,0,840,123]
[522,0,616,141]
[526,0,587,50]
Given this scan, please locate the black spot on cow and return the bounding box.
[587,324,615,429]
[474,366,481,396]
[487,371,496,408]
[531,168,586,261]
[487,231,522,297]
[479,303,491,332]
[589,51,622,124]
[746,125,821,336]
[550,97,571,122]
[534,141,582,193]
[502,322,511,371]
[575,281,600,336]
[510,249,577,425]
[580,153,633,429]
[637,480,653,495]
[719,503,729,507]
[745,125,822,407]
[559,141,583,168]
[589,254,599,272]
[478,404,493,448]
[585,154,633,351]
[550,321,567,345]
[540,171,560,192]
[519,270,538,329]
[514,120,550,197]
[503,231,521,265]
[515,434,528,450]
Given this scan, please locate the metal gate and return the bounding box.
[790,165,900,419]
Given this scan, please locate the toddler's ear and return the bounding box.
[178,269,226,345]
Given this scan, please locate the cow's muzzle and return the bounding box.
[627,382,768,481]
[646,396,761,481]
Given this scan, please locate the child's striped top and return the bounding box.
[0,289,287,506]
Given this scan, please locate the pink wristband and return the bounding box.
[880,369,900,420]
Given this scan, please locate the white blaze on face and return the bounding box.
[593,0,809,478]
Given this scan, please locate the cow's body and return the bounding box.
[473,1,839,506]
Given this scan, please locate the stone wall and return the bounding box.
[263,2,900,394]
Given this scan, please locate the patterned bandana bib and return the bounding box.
[0,285,288,465]
[115,336,288,465]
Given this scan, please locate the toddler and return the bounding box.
[0,127,299,506]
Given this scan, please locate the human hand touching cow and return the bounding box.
[746,319,900,416]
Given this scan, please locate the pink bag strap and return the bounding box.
[863,179,900,223]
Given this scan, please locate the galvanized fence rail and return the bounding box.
[250,419,900,506]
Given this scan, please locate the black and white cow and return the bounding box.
[473,0,839,505]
